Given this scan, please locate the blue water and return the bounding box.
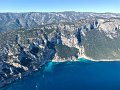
[2,59,120,90]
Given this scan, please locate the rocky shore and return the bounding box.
[1,12,120,88]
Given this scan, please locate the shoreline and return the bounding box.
[52,55,120,62]
[1,56,120,88]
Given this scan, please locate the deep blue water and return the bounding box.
[2,59,120,90]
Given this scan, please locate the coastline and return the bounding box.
[1,55,120,88]
[0,60,49,88]
[52,55,120,62]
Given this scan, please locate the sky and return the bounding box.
[0,0,120,13]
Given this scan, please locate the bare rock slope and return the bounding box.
[1,12,120,87]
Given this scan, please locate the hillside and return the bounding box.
[1,12,120,87]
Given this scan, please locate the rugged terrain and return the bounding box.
[1,12,120,87]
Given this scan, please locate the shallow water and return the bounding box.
[2,59,120,90]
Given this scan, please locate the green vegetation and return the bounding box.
[44,28,55,34]
[81,30,120,60]
[55,44,79,59]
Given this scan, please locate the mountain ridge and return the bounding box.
[0,12,120,32]
[1,11,120,87]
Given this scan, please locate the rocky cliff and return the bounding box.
[1,12,120,87]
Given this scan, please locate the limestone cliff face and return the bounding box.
[0,23,86,87]
[0,29,56,87]
[1,12,120,87]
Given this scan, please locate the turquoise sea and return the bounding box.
[1,59,120,90]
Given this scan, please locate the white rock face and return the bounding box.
[1,12,120,87]
[98,19,120,31]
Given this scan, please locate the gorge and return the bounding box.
[1,12,120,87]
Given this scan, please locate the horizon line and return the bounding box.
[0,11,120,14]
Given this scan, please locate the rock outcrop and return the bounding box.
[1,12,120,87]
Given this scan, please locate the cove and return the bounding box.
[1,59,120,90]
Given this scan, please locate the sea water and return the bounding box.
[1,59,120,90]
